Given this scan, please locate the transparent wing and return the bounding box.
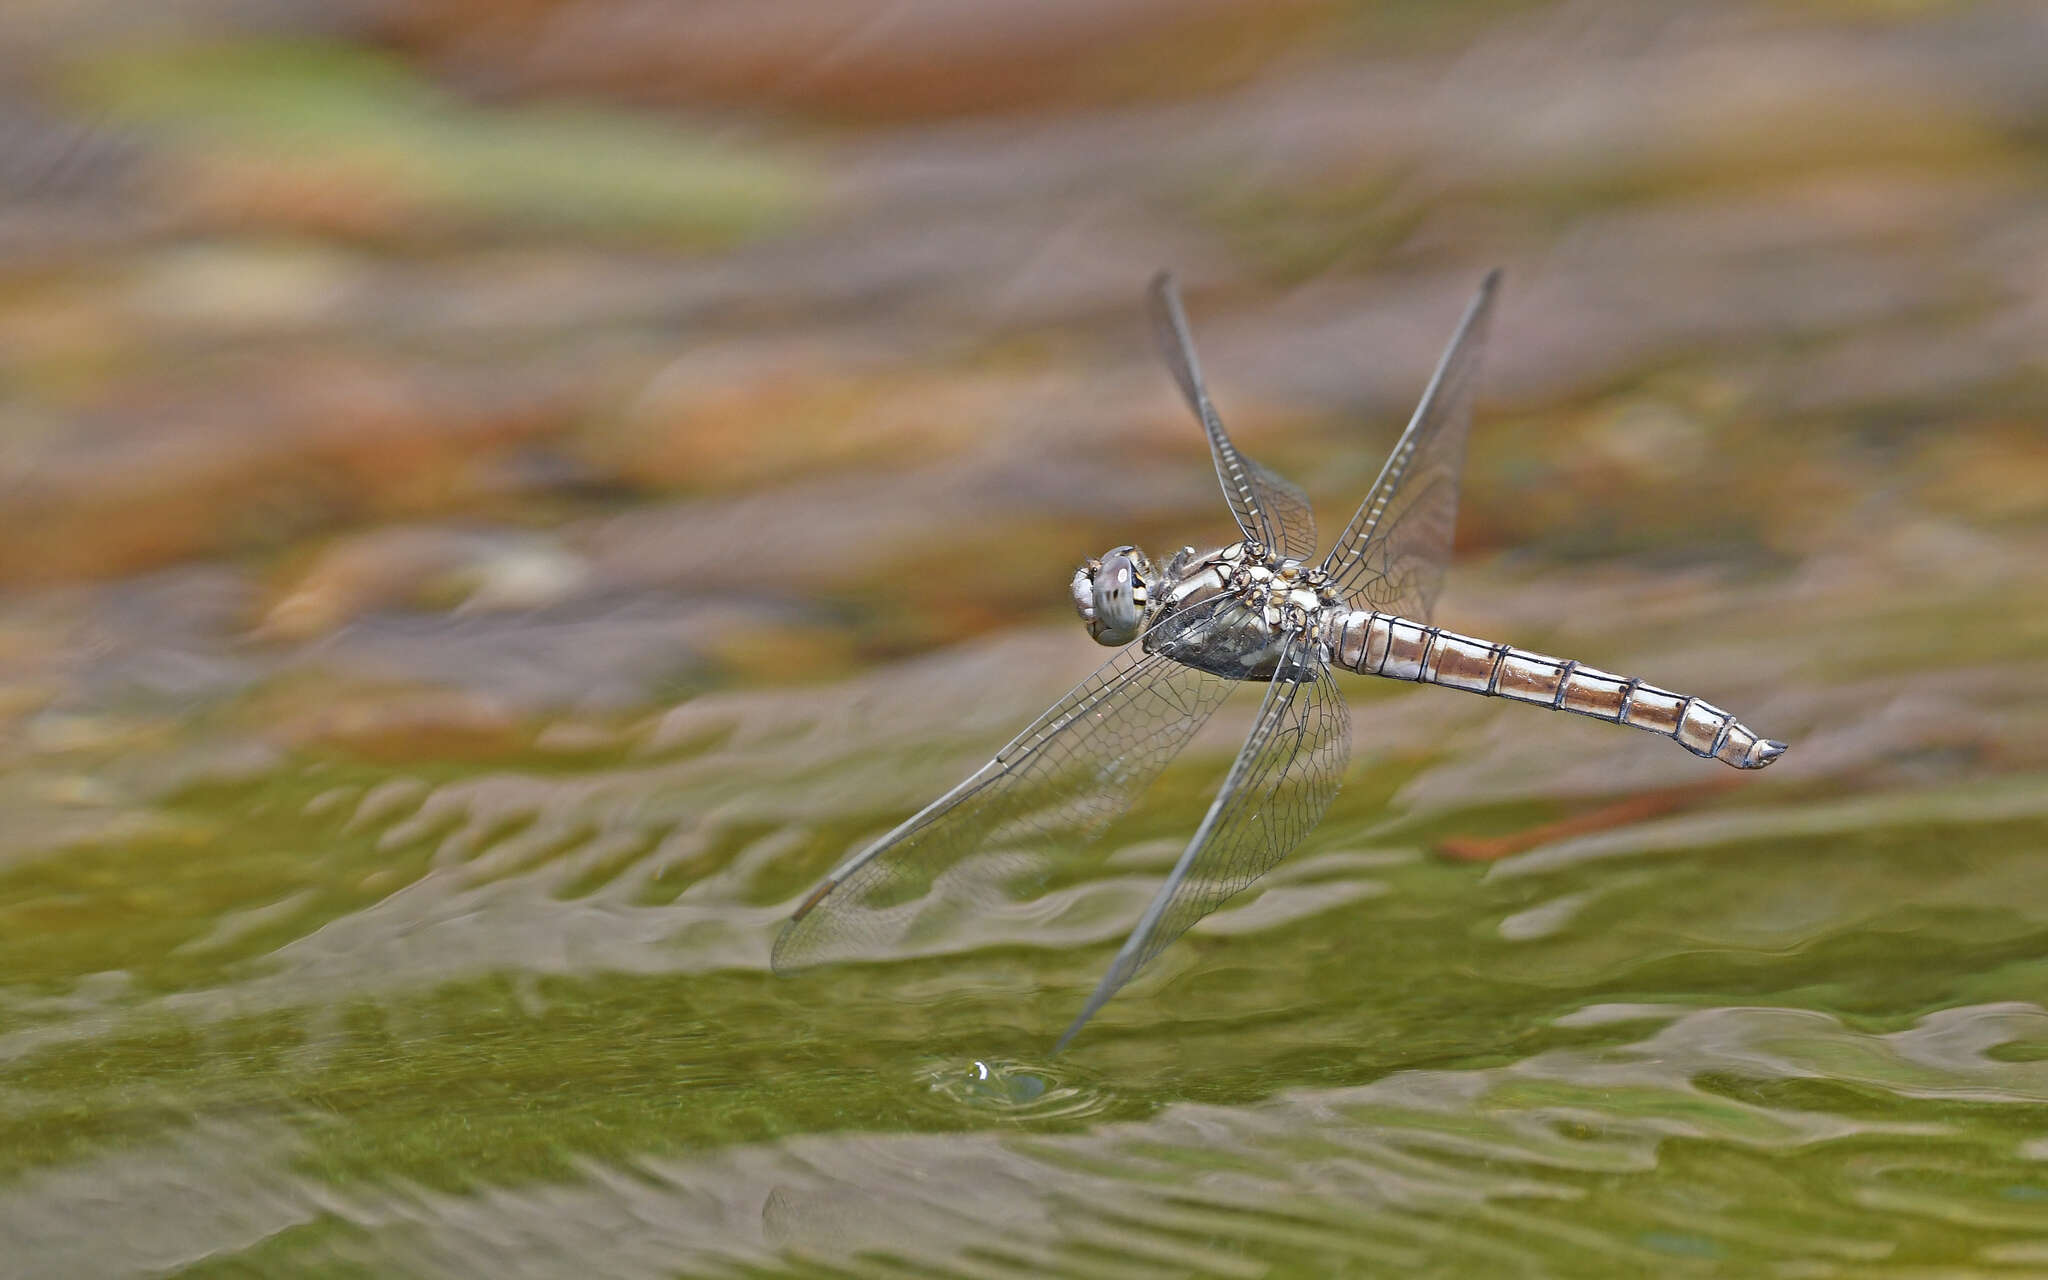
[773,600,1241,973]
[1319,270,1500,620]
[1057,633,1351,1050]
[1149,272,1317,561]
[1243,461,1316,565]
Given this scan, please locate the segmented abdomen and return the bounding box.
[1323,611,1786,769]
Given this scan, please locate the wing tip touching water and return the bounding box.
[1056,634,1352,1053]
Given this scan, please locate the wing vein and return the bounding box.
[1319,270,1500,618]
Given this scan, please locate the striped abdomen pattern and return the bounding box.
[1323,611,1785,770]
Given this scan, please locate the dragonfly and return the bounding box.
[774,270,1787,1050]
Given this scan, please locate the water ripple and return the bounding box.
[922,1056,1112,1122]
[17,1003,2047,1275]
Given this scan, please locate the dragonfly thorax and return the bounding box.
[1221,543,1344,634]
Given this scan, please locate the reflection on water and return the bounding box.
[4,0,2048,1274]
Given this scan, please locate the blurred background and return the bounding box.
[2,1,2046,1275]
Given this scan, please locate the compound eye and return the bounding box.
[1087,547,1147,645]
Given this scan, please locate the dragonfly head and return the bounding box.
[1072,545,1153,645]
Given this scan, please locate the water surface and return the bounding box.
[4,1,2048,1274]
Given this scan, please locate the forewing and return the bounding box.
[772,600,1238,973]
[1319,270,1499,619]
[1149,272,1317,561]
[1057,635,1351,1050]
[1242,457,1318,566]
